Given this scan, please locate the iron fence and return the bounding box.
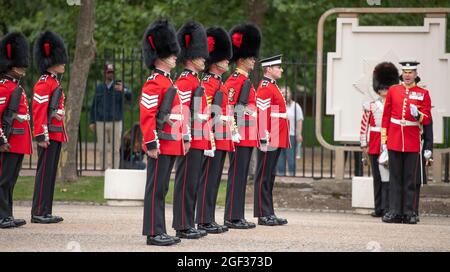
[18,48,450,181]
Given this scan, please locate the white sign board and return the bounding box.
[326,17,449,143]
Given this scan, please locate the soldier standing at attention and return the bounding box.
[172,21,210,239]
[31,31,68,224]
[0,32,32,229]
[381,61,432,224]
[360,62,399,217]
[223,23,261,229]
[254,55,289,226]
[140,19,188,246]
[196,26,233,234]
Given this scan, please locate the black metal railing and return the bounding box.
[18,48,450,182]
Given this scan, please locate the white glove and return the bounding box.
[204,149,215,157]
[424,150,432,160]
[231,132,241,143]
[410,104,419,119]
[378,144,389,165]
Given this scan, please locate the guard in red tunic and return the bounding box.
[31,31,68,224]
[172,21,210,239]
[254,55,289,226]
[223,23,261,229]
[359,62,399,218]
[381,61,432,224]
[141,20,187,246]
[0,32,31,229]
[195,26,233,233]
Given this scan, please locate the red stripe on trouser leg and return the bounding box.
[229,149,237,220]
[412,154,419,212]
[151,158,159,236]
[37,148,49,216]
[181,155,189,229]
[259,152,268,217]
[201,158,211,224]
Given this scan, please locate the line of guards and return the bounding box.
[140,20,291,246]
[0,31,68,228]
[1,20,431,247]
[0,20,292,246]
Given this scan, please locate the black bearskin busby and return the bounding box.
[0,32,29,74]
[206,26,232,67]
[142,19,180,70]
[229,23,261,63]
[177,21,208,64]
[34,31,68,74]
[372,62,399,93]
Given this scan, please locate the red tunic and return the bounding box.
[256,77,290,149]
[360,99,384,155]
[202,73,234,152]
[381,84,432,153]
[32,73,67,143]
[223,70,258,147]
[175,70,211,151]
[140,69,186,156]
[0,78,32,154]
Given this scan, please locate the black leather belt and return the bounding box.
[11,128,25,135]
[191,129,204,137]
[214,131,229,140]
[48,125,64,132]
[157,131,177,140]
[237,119,255,127]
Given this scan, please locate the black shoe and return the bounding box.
[197,228,208,237]
[382,212,403,224]
[31,214,64,224]
[269,215,288,225]
[9,217,26,227]
[403,214,418,224]
[198,223,223,234]
[224,219,248,229]
[258,216,278,226]
[147,233,177,246]
[224,219,255,229]
[371,211,383,218]
[212,222,228,232]
[0,217,16,229]
[176,228,202,239]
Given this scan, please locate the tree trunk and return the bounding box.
[247,0,268,178]
[58,0,96,181]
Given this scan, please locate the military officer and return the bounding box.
[381,61,432,224]
[140,19,188,246]
[360,62,399,217]
[196,26,233,234]
[0,32,31,229]
[172,21,210,239]
[223,23,261,229]
[31,31,68,224]
[254,55,289,226]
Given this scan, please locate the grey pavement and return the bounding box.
[1,203,450,252]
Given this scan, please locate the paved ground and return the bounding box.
[1,204,450,252]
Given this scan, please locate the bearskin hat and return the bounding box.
[205,26,232,67]
[142,19,180,69]
[177,21,208,64]
[0,32,29,74]
[34,31,68,74]
[372,62,399,93]
[229,23,261,63]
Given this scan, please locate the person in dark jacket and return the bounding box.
[89,63,132,169]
